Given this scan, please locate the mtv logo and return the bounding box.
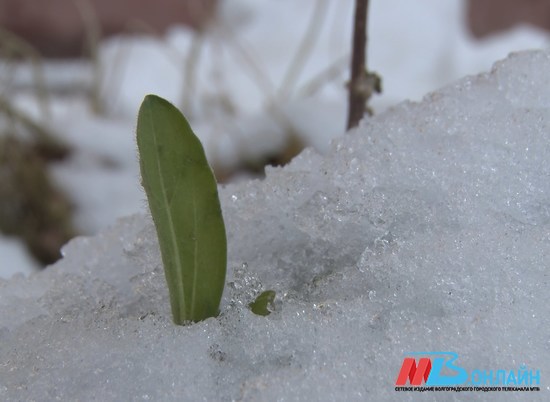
[395,352,468,386]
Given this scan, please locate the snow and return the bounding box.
[0,2,548,274]
[1,49,549,400]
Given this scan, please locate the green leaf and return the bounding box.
[137,94,226,324]
[249,290,276,316]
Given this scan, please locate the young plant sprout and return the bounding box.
[137,95,226,324]
[137,94,276,324]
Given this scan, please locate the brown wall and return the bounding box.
[0,0,217,57]
[467,0,550,38]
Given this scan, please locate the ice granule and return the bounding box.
[2,50,550,401]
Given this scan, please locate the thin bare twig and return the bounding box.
[181,33,205,117]
[0,27,50,120]
[346,0,380,130]
[0,94,69,157]
[223,29,276,100]
[296,53,349,98]
[73,0,103,114]
[278,0,329,99]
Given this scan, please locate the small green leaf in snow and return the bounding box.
[137,94,227,325]
[249,290,276,316]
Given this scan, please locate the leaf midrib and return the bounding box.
[191,165,199,318]
[148,106,186,318]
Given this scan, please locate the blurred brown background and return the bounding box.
[0,0,217,57]
[1,0,550,58]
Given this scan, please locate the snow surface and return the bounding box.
[1,0,548,278]
[1,50,549,400]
